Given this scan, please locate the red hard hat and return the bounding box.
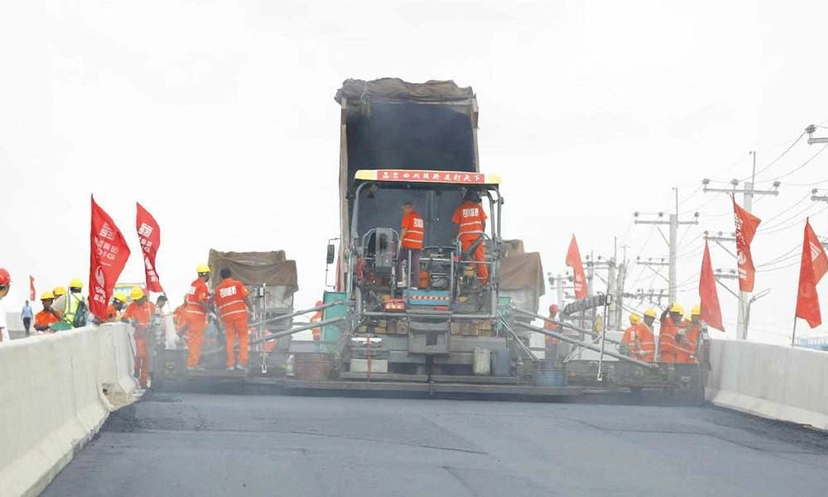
[549,304,560,313]
[0,268,9,285]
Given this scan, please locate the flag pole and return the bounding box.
[791,317,797,347]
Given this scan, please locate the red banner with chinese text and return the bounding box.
[89,196,131,319]
[795,218,828,328]
[136,202,164,293]
[733,198,761,292]
[29,275,35,301]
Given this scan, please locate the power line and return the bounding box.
[766,143,828,182]
[747,131,806,181]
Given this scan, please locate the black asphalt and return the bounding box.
[42,391,828,496]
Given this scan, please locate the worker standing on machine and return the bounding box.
[310,300,323,341]
[621,312,656,361]
[676,305,702,363]
[452,189,489,284]
[398,201,425,288]
[121,287,156,388]
[184,264,212,370]
[658,303,684,363]
[544,304,561,360]
[213,268,252,371]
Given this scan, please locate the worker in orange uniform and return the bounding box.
[106,293,128,322]
[34,291,62,333]
[452,189,488,284]
[173,297,187,334]
[676,305,702,363]
[213,268,252,371]
[121,287,157,388]
[399,201,425,288]
[184,264,212,370]
[658,303,684,363]
[310,300,323,341]
[621,312,656,361]
[543,304,561,359]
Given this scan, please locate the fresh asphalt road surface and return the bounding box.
[43,391,828,497]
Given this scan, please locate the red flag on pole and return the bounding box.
[136,202,165,294]
[89,196,131,319]
[699,240,725,331]
[733,198,761,292]
[795,218,828,328]
[29,275,35,301]
[566,235,588,299]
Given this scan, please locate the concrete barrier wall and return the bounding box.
[0,323,138,497]
[707,339,828,431]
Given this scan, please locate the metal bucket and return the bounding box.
[294,353,332,381]
[532,359,567,387]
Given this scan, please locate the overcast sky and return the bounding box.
[2,0,828,344]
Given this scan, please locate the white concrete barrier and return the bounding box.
[0,324,138,497]
[707,339,828,431]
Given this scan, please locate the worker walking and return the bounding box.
[676,305,702,363]
[452,189,489,284]
[184,264,212,370]
[399,201,425,288]
[213,268,252,371]
[121,287,157,388]
[658,303,684,363]
[34,292,61,333]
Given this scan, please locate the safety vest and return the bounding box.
[310,310,322,341]
[633,323,656,361]
[214,278,249,322]
[658,322,680,362]
[62,293,84,325]
[453,201,486,242]
[185,279,209,316]
[401,211,425,249]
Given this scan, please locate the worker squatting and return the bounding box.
[544,303,704,364]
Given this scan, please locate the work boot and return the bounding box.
[187,365,205,371]
[226,366,235,371]
[234,364,247,372]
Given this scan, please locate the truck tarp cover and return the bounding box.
[500,251,545,297]
[208,249,298,295]
[335,78,474,104]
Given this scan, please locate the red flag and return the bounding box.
[89,196,131,319]
[795,218,828,328]
[699,240,725,331]
[733,198,761,292]
[566,235,588,299]
[136,202,164,293]
[29,275,35,301]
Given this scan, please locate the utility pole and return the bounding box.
[634,188,700,303]
[702,158,781,340]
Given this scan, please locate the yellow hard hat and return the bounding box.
[69,277,84,289]
[196,264,211,274]
[40,291,55,300]
[669,302,685,314]
[113,292,128,303]
[644,308,657,318]
[53,286,66,297]
[130,286,145,300]
[629,313,642,325]
[691,304,701,316]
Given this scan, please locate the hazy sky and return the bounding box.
[2,1,828,344]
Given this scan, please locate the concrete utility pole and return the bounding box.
[634,189,700,303]
[584,254,625,330]
[702,155,781,340]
